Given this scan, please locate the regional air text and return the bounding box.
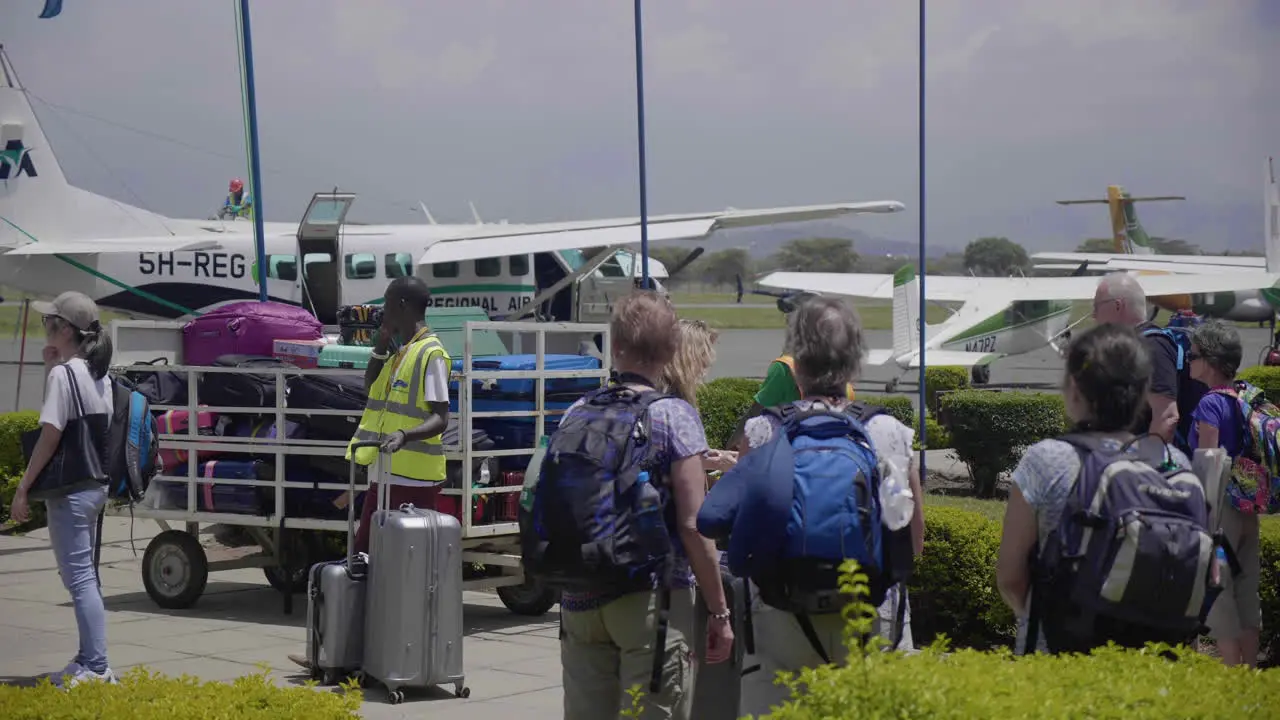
[430,296,533,312]
[138,252,247,280]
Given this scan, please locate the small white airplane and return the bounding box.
[759,259,1280,388]
[0,44,898,334]
[1029,163,1280,324]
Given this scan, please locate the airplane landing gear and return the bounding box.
[884,378,900,393]
[971,365,990,385]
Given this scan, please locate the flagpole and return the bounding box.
[238,0,269,303]
[917,0,928,473]
[633,0,650,289]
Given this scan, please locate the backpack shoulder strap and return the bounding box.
[845,401,885,424]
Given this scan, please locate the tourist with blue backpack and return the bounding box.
[996,323,1221,655]
[696,297,922,715]
[1188,320,1268,667]
[518,290,733,719]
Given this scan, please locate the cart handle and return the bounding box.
[350,440,386,451]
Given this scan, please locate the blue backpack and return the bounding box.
[107,378,160,503]
[1143,325,1194,372]
[750,404,896,614]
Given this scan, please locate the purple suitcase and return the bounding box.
[182,301,323,366]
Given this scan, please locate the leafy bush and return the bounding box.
[923,366,969,414]
[696,377,761,449]
[0,411,38,476]
[1261,519,1280,659]
[0,412,48,531]
[909,505,1014,649]
[0,666,363,719]
[876,395,915,426]
[1238,366,1280,399]
[940,391,1067,497]
[751,561,1280,720]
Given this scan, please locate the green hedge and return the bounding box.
[0,412,43,531]
[911,501,1280,662]
[939,390,1067,498]
[696,377,761,450]
[924,366,969,414]
[0,666,362,718]
[1239,366,1280,398]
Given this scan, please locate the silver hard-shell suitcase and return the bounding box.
[304,441,377,684]
[362,450,469,705]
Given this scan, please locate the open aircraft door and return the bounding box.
[295,192,356,324]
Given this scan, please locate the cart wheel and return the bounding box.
[141,530,209,609]
[388,689,404,705]
[497,576,559,616]
[263,530,316,594]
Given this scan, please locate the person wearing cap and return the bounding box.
[9,291,119,687]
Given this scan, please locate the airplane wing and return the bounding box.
[1054,257,1241,275]
[1032,251,1264,269]
[2,237,224,255]
[760,269,1280,302]
[416,201,905,264]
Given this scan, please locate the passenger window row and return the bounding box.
[262,253,530,281]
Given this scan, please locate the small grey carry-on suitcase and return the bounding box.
[304,441,378,685]
[362,450,469,705]
[690,566,750,720]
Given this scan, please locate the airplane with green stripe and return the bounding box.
[760,261,1280,387]
[0,45,904,328]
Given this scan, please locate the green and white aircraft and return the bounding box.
[760,262,1280,387]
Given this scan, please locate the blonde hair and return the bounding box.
[662,319,719,407]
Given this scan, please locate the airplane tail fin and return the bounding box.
[1056,185,1183,256]
[891,264,920,359]
[0,45,177,245]
[1267,157,1279,273]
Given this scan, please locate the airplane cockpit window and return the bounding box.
[596,254,626,277]
[267,254,297,282]
[475,258,502,277]
[1008,300,1049,324]
[344,253,377,280]
[385,252,413,279]
[433,262,459,278]
[509,255,530,276]
[559,249,585,271]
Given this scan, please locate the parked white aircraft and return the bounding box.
[1029,162,1280,323]
[758,260,1280,387]
[0,45,899,327]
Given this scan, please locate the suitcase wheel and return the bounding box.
[388,689,405,705]
[457,683,471,699]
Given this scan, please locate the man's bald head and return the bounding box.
[1093,272,1147,326]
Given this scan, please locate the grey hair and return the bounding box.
[1097,273,1148,324]
[1191,319,1242,379]
[790,297,864,395]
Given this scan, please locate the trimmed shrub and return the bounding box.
[1239,366,1280,399]
[696,377,761,450]
[923,366,969,414]
[940,390,1067,497]
[0,411,38,476]
[1262,518,1280,659]
[0,666,363,718]
[910,505,1014,649]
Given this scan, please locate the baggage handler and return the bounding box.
[289,275,451,672]
[347,275,452,555]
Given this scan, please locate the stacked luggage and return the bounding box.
[119,299,603,528]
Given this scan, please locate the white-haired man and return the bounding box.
[1092,273,1206,452]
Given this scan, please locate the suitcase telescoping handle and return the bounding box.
[348,440,386,565]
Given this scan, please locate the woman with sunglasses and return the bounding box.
[9,291,118,687]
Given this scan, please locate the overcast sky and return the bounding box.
[7,0,1278,251]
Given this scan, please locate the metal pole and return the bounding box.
[633,0,650,289]
[239,0,269,303]
[917,0,928,473]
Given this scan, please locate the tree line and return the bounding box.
[638,234,1258,288]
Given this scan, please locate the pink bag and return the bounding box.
[155,408,220,469]
[182,301,323,366]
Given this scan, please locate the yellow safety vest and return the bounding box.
[776,355,856,401]
[346,330,450,482]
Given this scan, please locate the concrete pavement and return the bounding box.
[0,515,566,718]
